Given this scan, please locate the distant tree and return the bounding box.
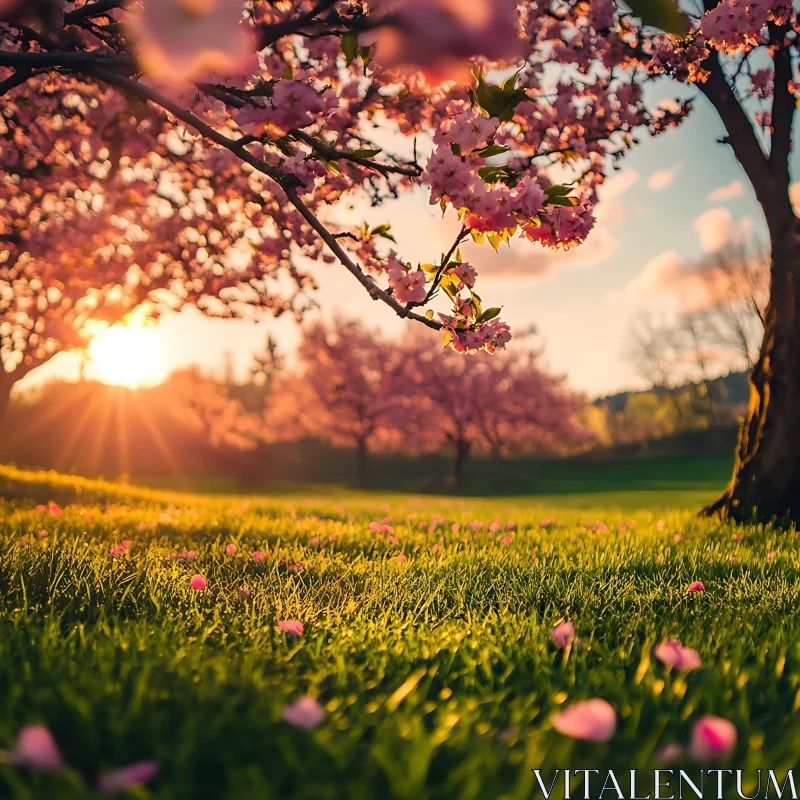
[249,334,284,389]
[626,244,769,431]
[267,320,410,487]
[169,367,264,452]
[405,333,591,484]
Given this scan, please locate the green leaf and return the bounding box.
[544,195,579,208]
[544,184,572,197]
[625,0,687,34]
[349,148,381,159]
[476,144,509,159]
[341,33,360,67]
[476,307,502,324]
[442,329,454,348]
[425,310,434,320]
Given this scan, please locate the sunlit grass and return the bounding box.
[0,464,797,798]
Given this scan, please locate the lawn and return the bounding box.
[0,461,797,799]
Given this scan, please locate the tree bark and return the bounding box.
[704,239,800,523]
[355,436,369,489]
[453,439,471,485]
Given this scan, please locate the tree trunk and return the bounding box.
[453,439,471,485]
[356,437,369,489]
[704,240,800,523]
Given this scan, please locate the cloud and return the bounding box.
[694,207,741,253]
[476,225,620,284]
[626,250,686,298]
[602,169,640,200]
[595,169,640,227]
[707,181,744,204]
[648,163,682,191]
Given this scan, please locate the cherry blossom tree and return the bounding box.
[267,319,410,487]
[1,0,798,520]
[0,75,314,425]
[404,332,591,483]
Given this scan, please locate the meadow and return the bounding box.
[0,460,798,798]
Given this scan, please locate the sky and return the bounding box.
[24,78,777,400]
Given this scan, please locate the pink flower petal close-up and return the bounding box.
[551,699,616,742]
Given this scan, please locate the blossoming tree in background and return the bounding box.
[404,331,591,484]
[267,320,410,487]
[0,0,797,520]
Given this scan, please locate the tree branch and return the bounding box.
[769,24,794,196]
[283,186,441,332]
[699,51,793,236]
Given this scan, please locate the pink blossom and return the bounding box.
[253,551,265,564]
[278,619,304,638]
[654,641,702,671]
[49,503,62,518]
[12,726,63,771]
[501,536,513,546]
[99,761,159,794]
[35,504,46,513]
[690,715,737,762]
[687,581,705,593]
[189,574,207,591]
[387,254,427,304]
[656,519,666,531]
[328,534,339,542]
[432,544,442,553]
[280,696,326,731]
[657,743,684,765]
[550,621,576,649]
[395,553,408,563]
[551,699,616,742]
[239,587,251,600]
[768,551,776,559]
[226,544,237,554]
[309,537,320,545]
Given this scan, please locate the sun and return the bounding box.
[89,323,167,389]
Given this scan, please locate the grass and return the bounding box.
[0,461,798,798]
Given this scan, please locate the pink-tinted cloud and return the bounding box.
[648,163,682,191]
[694,207,740,253]
[707,181,744,203]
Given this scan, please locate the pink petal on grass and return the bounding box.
[431,544,442,553]
[281,696,326,731]
[690,715,736,762]
[12,726,63,771]
[278,619,304,638]
[395,553,408,563]
[189,574,207,591]
[226,544,237,554]
[253,551,265,564]
[552,699,616,742]
[654,641,702,671]
[550,621,576,649]
[687,581,705,593]
[238,587,251,600]
[768,551,777,559]
[501,536,513,546]
[98,761,159,794]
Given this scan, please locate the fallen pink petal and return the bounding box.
[189,574,207,591]
[550,620,576,649]
[551,698,616,742]
[12,725,63,772]
[690,715,737,762]
[98,761,159,794]
[654,640,702,671]
[281,696,326,731]
[278,619,304,638]
[687,581,705,593]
